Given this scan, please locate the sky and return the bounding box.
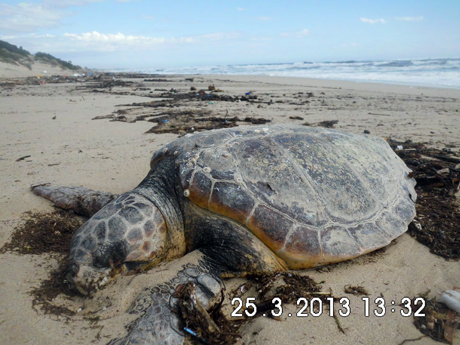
[0,0,459,69]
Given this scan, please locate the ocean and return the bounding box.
[132,58,460,89]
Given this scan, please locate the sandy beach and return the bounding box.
[0,66,459,345]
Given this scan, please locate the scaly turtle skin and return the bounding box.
[33,125,416,345]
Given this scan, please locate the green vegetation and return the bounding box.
[0,39,82,71]
[0,40,33,69]
[35,52,81,70]
[0,40,30,57]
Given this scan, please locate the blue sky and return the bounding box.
[0,0,459,69]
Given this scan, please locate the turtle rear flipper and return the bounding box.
[110,251,222,345]
[32,184,117,217]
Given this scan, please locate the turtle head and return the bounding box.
[68,193,171,295]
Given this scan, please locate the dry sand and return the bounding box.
[0,69,459,345]
[0,61,86,79]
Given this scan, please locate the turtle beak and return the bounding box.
[68,260,111,295]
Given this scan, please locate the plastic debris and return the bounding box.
[439,290,460,314]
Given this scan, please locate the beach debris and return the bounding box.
[174,281,240,344]
[439,290,460,314]
[16,155,31,162]
[143,78,169,82]
[0,210,86,316]
[92,114,115,120]
[145,110,270,135]
[171,271,330,344]
[185,78,194,82]
[0,210,84,255]
[413,295,460,344]
[363,129,370,134]
[289,116,304,120]
[388,139,460,260]
[111,116,136,123]
[250,272,327,305]
[303,120,338,128]
[344,285,369,296]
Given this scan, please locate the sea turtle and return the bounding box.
[33,124,416,344]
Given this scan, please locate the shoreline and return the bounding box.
[101,71,460,91]
[2,58,459,91]
[197,74,460,96]
[0,72,459,344]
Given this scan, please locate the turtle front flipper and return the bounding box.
[109,251,222,345]
[32,184,117,217]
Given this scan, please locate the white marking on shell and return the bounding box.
[174,151,179,156]
[234,172,243,184]
[162,148,168,154]
[203,167,211,173]
[189,154,200,165]
[254,129,260,133]
[222,152,230,158]
[186,162,193,168]
[184,189,190,197]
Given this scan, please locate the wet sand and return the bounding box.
[0,70,459,344]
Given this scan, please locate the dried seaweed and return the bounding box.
[145,109,270,135]
[1,211,85,316]
[413,297,460,344]
[388,139,460,260]
[303,120,339,128]
[176,272,326,345]
[30,258,79,317]
[1,210,84,255]
[175,282,244,345]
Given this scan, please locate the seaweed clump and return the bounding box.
[1,210,85,316]
[388,139,460,260]
[1,210,84,255]
[413,296,459,344]
[175,272,326,345]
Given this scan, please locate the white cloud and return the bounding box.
[3,29,241,58]
[0,3,67,33]
[395,16,424,21]
[32,34,56,38]
[280,29,309,38]
[360,17,385,24]
[64,31,165,45]
[0,1,108,33]
[61,30,240,51]
[142,15,156,20]
[237,7,245,11]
